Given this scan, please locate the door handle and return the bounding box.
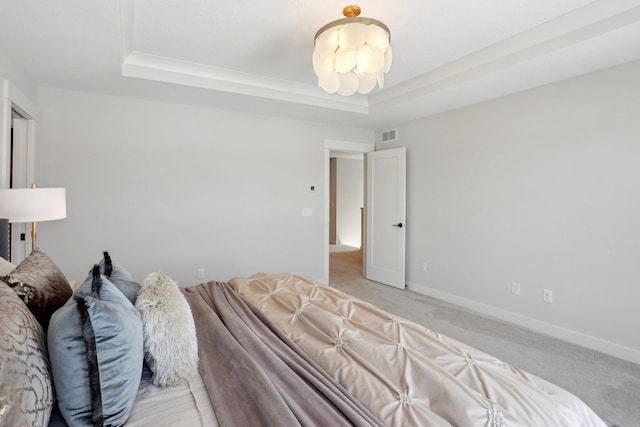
[392,222,403,228]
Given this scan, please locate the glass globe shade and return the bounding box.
[313,51,334,76]
[335,48,356,73]
[366,25,389,53]
[319,72,340,93]
[357,73,378,94]
[339,23,366,50]
[337,72,359,96]
[383,45,393,73]
[377,70,385,88]
[316,27,339,56]
[357,45,384,74]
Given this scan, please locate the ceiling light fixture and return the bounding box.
[313,5,392,96]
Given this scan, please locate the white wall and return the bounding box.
[380,60,640,363]
[336,157,363,247]
[0,43,38,103]
[35,88,373,286]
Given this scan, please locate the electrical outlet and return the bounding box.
[511,282,521,295]
[198,268,205,279]
[421,262,428,272]
[543,289,553,304]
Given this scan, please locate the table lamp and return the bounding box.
[0,184,67,255]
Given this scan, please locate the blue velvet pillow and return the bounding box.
[100,251,140,303]
[75,251,140,304]
[48,265,143,426]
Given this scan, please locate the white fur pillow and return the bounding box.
[136,272,199,386]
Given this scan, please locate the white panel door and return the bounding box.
[365,147,406,289]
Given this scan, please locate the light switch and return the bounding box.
[301,208,313,216]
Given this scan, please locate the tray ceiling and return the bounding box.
[1,0,640,128]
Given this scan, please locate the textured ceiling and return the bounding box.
[1,0,640,128]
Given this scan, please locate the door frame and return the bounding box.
[1,79,38,188]
[323,139,374,284]
[1,79,38,263]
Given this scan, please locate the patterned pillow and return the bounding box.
[48,265,143,426]
[0,282,54,426]
[1,249,71,330]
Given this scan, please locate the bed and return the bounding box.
[0,250,609,426]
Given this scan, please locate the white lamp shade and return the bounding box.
[0,188,67,223]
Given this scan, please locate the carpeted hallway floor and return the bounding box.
[329,245,639,427]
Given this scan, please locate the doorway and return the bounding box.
[329,152,364,248]
[323,141,407,290]
[7,110,30,262]
[0,79,38,264]
[323,140,374,284]
[329,152,364,281]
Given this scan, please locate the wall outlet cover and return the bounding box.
[511,282,521,295]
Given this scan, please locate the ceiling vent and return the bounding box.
[381,129,397,143]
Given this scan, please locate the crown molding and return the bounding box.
[122,52,369,114]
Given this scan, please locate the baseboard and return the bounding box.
[407,281,640,366]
